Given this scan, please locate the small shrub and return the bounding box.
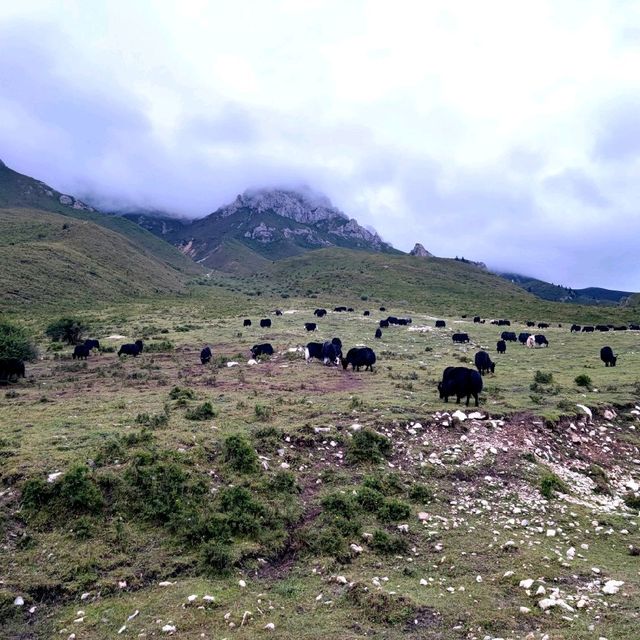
[534,371,553,384]
[408,483,433,503]
[72,515,95,540]
[21,477,51,510]
[254,404,273,421]
[377,498,411,522]
[321,492,358,518]
[145,340,174,353]
[0,321,37,361]
[623,492,640,510]
[370,529,409,555]
[135,412,169,428]
[575,374,592,388]
[540,472,568,499]
[185,401,217,421]
[355,486,385,511]
[349,396,365,410]
[348,429,392,463]
[169,386,195,400]
[223,435,259,473]
[586,464,612,496]
[45,317,88,345]
[58,465,104,514]
[270,470,298,493]
[200,541,234,576]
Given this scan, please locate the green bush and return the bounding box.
[377,498,411,522]
[223,434,259,473]
[540,472,568,499]
[145,340,174,353]
[169,386,195,400]
[0,321,37,361]
[45,317,88,344]
[408,483,433,503]
[200,541,234,576]
[135,412,169,428]
[623,492,640,510]
[185,401,217,421]
[321,492,358,519]
[58,465,104,513]
[534,371,553,384]
[370,529,409,555]
[575,374,592,388]
[270,470,298,493]
[348,429,392,463]
[254,404,273,421]
[21,477,51,510]
[355,486,385,511]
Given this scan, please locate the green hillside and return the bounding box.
[214,248,639,323]
[0,208,195,308]
[0,161,202,278]
[499,272,634,306]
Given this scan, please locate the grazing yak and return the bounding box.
[452,333,470,344]
[518,332,531,345]
[600,346,617,367]
[363,310,370,316]
[243,319,252,327]
[526,321,535,327]
[474,351,495,375]
[379,306,386,311]
[501,331,517,342]
[314,309,327,318]
[570,324,581,332]
[72,344,90,360]
[630,324,640,330]
[582,326,594,332]
[260,318,272,328]
[341,347,376,371]
[537,322,549,329]
[305,340,341,365]
[84,339,100,351]
[274,309,283,316]
[435,320,446,328]
[304,322,317,332]
[0,358,25,382]
[118,340,144,357]
[200,346,212,364]
[534,334,549,347]
[595,324,610,332]
[438,366,483,407]
[251,343,274,359]
[334,306,347,312]
[375,328,382,339]
[496,340,506,354]
[473,316,481,323]
[379,319,390,328]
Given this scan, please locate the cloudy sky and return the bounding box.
[1,1,640,289]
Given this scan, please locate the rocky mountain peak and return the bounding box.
[409,243,433,257]
[216,187,349,225]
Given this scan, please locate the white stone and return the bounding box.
[350,543,363,554]
[127,610,139,621]
[519,606,531,613]
[418,512,429,521]
[247,359,258,365]
[576,404,592,421]
[535,585,546,595]
[187,595,197,602]
[538,598,557,610]
[158,581,173,587]
[162,625,176,633]
[519,579,534,589]
[226,361,239,368]
[476,575,483,583]
[203,595,215,602]
[118,626,127,634]
[47,472,62,483]
[14,596,24,606]
[420,578,428,586]
[264,623,275,630]
[335,576,347,585]
[546,529,556,537]
[468,412,484,419]
[452,410,467,421]
[602,579,624,595]
[239,580,247,588]
[397,524,409,533]
[503,571,514,578]
[80,592,90,600]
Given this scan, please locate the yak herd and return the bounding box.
[1,308,635,408]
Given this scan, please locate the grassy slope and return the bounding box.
[220,249,638,323]
[0,208,197,308]
[0,162,201,278]
[1,300,639,639]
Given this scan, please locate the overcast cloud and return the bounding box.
[1,1,639,289]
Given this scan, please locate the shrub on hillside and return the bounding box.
[223,434,259,473]
[45,317,88,344]
[534,371,553,384]
[575,374,592,388]
[185,401,217,421]
[540,472,568,499]
[348,429,392,463]
[0,321,37,361]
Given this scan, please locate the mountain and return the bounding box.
[409,242,433,257]
[499,272,634,306]
[0,161,203,307]
[123,187,399,272]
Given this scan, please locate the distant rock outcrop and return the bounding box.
[409,243,434,257]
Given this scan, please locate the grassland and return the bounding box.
[1,294,639,640]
